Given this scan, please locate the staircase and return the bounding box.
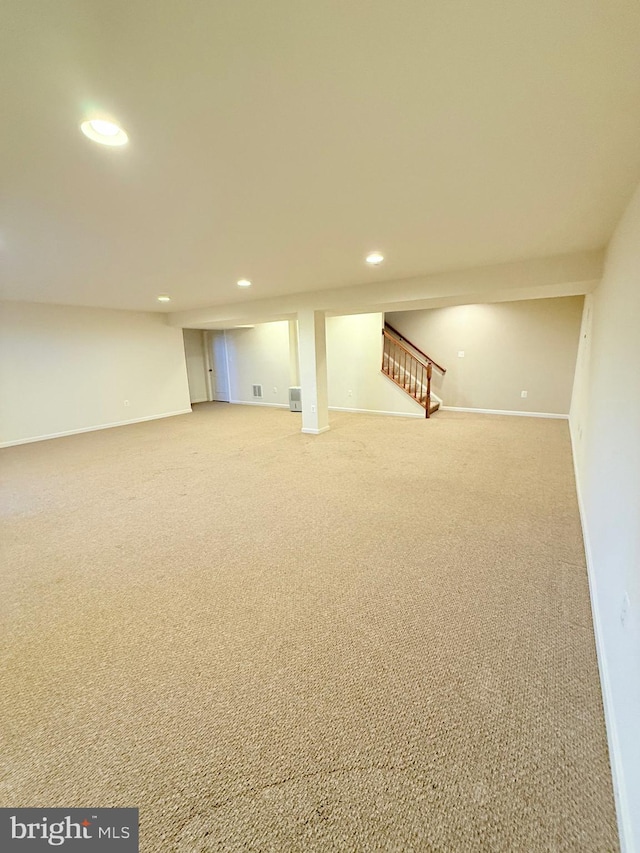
[381,323,446,418]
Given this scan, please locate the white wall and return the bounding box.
[225,322,291,407]
[182,329,208,403]
[570,183,640,853]
[387,296,584,415]
[0,301,192,446]
[326,313,423,417]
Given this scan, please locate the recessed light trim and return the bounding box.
[157,295,171,303]
[237,279,252,288]
[81,118,129,147]
[366,251,384,265]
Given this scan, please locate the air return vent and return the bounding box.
[252,384,263,399]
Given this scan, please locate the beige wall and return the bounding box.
[570,183,640,851]
[217,303,585,419]
[0,301,191,446]
[221,314,426,417]
[387,296,584,414]
[326,313,423,417]
[182,329,208,404]
[225,321,291,407]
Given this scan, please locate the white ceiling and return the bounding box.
[1,0,639,314]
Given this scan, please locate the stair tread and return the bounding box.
[382,350,440,415]
[381,367,440,415]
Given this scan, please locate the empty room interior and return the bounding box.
[1,2,639,851]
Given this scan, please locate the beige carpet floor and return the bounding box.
[0,404,618,851]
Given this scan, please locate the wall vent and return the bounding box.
[252,384,263,399]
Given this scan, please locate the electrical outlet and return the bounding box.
[273,386,278,394]
[621,593,630,627]
[124,400,130,407]
[348,390,353,397]
[311,404,316,413]
[458,351,465,358]
[521,390,528,399]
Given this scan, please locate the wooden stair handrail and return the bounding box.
[384,323,446,374]
[381,331,436,418]
[382,329,426,362]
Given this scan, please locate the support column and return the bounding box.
[297,309,329,434]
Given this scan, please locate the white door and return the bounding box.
[208,331,230,402]
[183,329,209,403]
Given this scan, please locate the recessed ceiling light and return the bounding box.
[80,118,129,147]
[157,295,171,302]
[366,252,384,265]
[237,279,252,288]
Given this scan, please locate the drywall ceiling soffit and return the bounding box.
[187,314,297,331]
[328,282,599,318]
[170,250,603,327]
[1,0,638,313]
[178,281,599,328]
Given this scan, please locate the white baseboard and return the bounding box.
[231,400,429,419]
[230,400,424,421]
[441,406,568,419]
[0,409,193,448]
[229,400,568,422]
[229,400,290,409]
[329,406,424,419]
[301,426,331,435]
[569,422,632,853]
